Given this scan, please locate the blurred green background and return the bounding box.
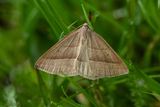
[0,0,160,107]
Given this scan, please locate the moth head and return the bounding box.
[82,23,89,28]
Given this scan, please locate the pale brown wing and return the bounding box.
[35,29,82,76]
[86,30,129,79]
[75,37,91,77]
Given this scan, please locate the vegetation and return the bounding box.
[0,0,160,107]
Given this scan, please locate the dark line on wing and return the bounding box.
[91,32,105,62]
[88,47,107,50]
[57,32,78,58]
[44,57,119,63]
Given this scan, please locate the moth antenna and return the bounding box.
[88,11,92,24]
[77,24,83,29]
[62,20,78,29]
[62,20,70,26]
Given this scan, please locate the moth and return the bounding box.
[35,23,129,80]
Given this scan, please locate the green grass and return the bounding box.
[0,0,160,107]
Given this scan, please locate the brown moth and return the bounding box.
[35,23,129,80]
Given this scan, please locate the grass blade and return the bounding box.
[59,20,78,40]
[22,8,39,32]
[60,71,99,107]
[79,0,126,31]
[138,0,160,35]
[61,86,87,107]
[158,0,160,12]
[57,92,80,105]
[35,0,61,40]
[47,0,69,34]
[36,69,50,107]
[61,97,87,107]
[129,64,160,96]
[81,4,93,30]
[142,66,160,73]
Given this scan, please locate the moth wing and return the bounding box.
[35,29,82,76]
[86,31,129,79]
